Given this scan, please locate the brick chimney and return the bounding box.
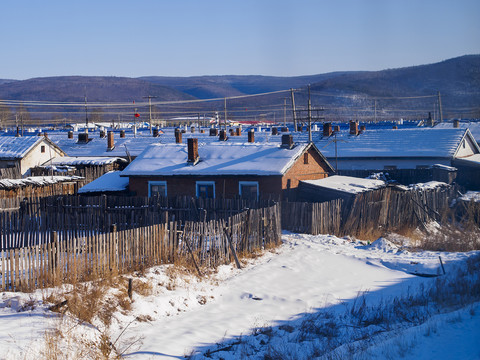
[68,131,73,139]
[107,131,114,150]
[175,129,182,143]
[100,130,106,138]
[281,127,288,132]
[297,124,303,132]
[272,127,278,135]
[153,127,159,137]
[219,130,228,141]
[392,125,398,129]
[334,125,340,132]
[191,126,195,133]
[360,125,366,132]
[187,138,199,164]
[229,128,235,136]
[78,132,89,143]
[323,123,332,137]
[453,119,460,128]
[120,130,125,138]
[248,129,255,143]
[236,127,241,136]
[209,128,218,136]
[349,121,359,135]
[281,134,294,149]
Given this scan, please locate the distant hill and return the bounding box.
[139,72,354,99]
[0,76,193,103]
[308,55,480,112]
[0,55,479,122]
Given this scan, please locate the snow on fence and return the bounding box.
[0,204,281,292]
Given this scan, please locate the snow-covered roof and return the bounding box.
[302,175,386,194]
[0,136,43,160]
[0,175,83,189]
[44,156,127,166]
[78,171,129,193]
[49,132,163,158]
[121,142,310,176]
[434,121,480,142]
[316,128,475,159]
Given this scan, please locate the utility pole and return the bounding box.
[290,88,297,131]
[283,98,287,127]
[84,93,88,132]
[224,97,227,130]
[374,99,377,123]
[307,85,312,143]
[143,95,158,134]
[133,100,137,138]
[437,91,443,123]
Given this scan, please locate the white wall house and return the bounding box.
[0,136,66,178]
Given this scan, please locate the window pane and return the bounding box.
[240,184,258,200]
[150,184,166,197]
[198,184,214,198]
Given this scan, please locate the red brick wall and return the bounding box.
[282,146,330,190]
[128,175,283,198]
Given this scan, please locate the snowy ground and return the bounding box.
[0,232,479,359]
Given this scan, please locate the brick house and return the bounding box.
[121,135,334,200]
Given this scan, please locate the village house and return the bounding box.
[316,125,480,186]
[121,135,334,200]
[317,126,479,171]
[0,135,66,178]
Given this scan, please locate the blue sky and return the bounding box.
[1,0,479,79]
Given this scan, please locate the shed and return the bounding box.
[78,171,129,195]
[298,175,387,203]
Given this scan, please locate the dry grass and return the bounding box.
[411,224,480,252]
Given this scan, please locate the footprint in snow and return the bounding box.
[240,293,263,301]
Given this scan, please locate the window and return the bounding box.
[148,181,167,197]
[304,153,309,164]
[239,181,259,200]
[196,181,215,199]
[41,145,45,153]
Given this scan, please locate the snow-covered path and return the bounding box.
[126,235,413,358]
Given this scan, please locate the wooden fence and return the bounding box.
[0,204,281,292]
[0,181,78,199]
[282,185,458,237]
[281,199,343,235]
